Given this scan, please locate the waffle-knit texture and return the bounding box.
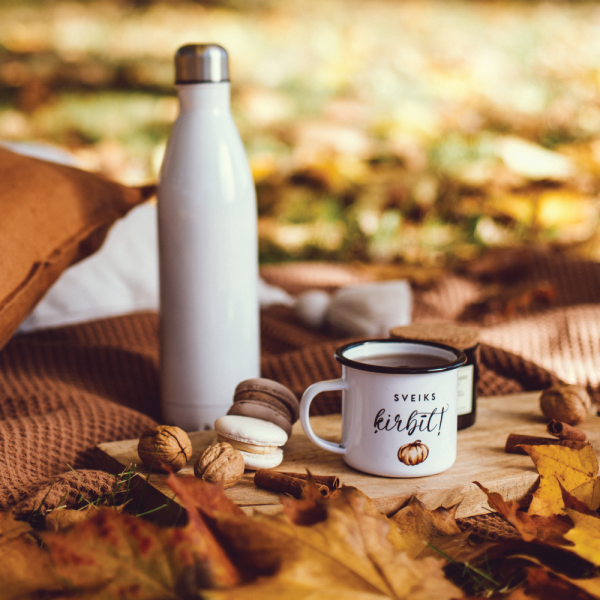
[0,249,598,537]
[0,313,160,510]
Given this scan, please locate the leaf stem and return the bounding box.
[427,542,500,586]
[136,504,168,518]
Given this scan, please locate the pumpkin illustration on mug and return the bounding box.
[398,440,429,466]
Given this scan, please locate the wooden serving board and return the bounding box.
[93,391,600,521]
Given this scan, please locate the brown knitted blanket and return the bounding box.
[1,248,598,514]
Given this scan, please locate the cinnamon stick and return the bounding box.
[546,420,588,442]
[277,472,340,490]
[505,433,588,455]
[254,470,330,499]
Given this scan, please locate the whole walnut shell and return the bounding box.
[137,425,192,473]
[539,384,591,425]
[194,442,245,488]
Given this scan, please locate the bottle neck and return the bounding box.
[176,82,231,113]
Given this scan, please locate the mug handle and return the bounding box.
[300,378,347,455]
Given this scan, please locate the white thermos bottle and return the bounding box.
[157,44,260,431]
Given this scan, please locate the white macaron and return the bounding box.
[214,415,288,470]
[239,448,284,470]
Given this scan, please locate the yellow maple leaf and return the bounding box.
[523,445,600,517]
[563,509,600,566]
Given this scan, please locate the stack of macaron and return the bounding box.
[229,378,300,436]
[213,378,299,470]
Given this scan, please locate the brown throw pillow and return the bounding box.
[0,146,155,350]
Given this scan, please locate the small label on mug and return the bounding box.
[457,364,474,415]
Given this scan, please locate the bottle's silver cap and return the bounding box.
[175,44,229,84]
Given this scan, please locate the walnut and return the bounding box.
[137,425,192,473]
[194,442,245,488]
[539,384,591,425]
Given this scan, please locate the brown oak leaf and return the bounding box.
[390,497,476,562]
[474,482,571,545]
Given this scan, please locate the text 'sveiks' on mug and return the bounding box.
[300,339,466,478]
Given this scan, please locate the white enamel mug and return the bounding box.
[300,339,466,477]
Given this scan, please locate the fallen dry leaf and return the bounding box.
[44,510,154,594]
[392,497,460,542]
[44,504,100,532]
[474,482,572,545]
[563,509,600,567]
[279,471,332,526]
[506,566,595,600]
[165,473,245,520]
[41,499,241,599]
[194,484,463,600]
[0,510,34,542]
[164,475,242,591]
[42,509,193,598]
[559,481,600,517]
[522,445,600,517]
[565,577,600,600]
[0,511,64,600]
[390,497,476,562]
[510,556,600,600]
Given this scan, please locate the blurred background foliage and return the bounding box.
[3,0,600,266]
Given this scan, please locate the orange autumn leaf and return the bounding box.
[474,482,572,545]
[0,493,241,599]
[165,473,245,520]
[37,479,241,599]
[44,510,173,596]
[521,445,600,517]
[0,511,65,600]
[42,506,240,598]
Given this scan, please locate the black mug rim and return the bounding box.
[334,338,467,374]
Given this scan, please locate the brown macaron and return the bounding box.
[228,401,293,437]
[228,378,300,436]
